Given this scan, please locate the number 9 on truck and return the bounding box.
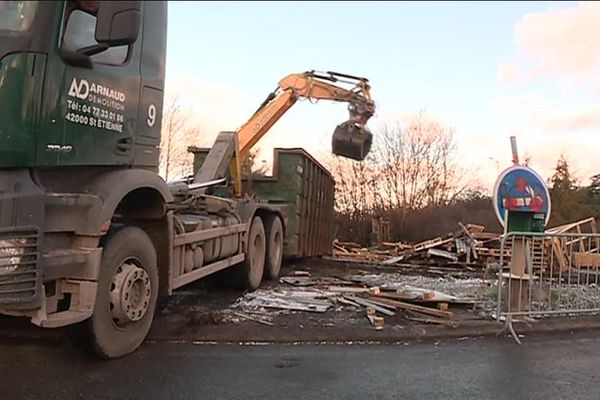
[147,104,156,127]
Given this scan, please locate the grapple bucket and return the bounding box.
[331,122,373,161]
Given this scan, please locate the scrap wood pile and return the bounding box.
[231,271,478,330]
[332,217,600,274]
[482,217,600,274]
[529,217,599,273]
[332,222,504,267]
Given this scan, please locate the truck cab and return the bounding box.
[1,1,165,169]
[0,1,335,359]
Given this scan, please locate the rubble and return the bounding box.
[542,217,599,272]
[366,307,385,330]
[331,217,600,275]
[226,218,598,331]
[153,217,600,340]
[331,222,503,268]
[228,266,487,331]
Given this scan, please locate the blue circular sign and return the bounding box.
[492,165,551,227]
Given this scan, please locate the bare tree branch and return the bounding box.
[159,97,202,181]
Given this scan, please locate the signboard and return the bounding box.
[492,165,551,227]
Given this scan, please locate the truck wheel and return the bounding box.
[264,215,283,280]
[76,226,158,359]
[239,216,266,291]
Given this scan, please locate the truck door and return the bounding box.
[53,2,142,166]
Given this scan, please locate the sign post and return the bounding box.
[493,138,551,313]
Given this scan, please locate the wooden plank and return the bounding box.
[382,256,405,265]
[336,241,363,248]
[366,296,454,319]
[466,224,485,234]
[576,225,585,252]
[427,248,458,261]
[547,217,596,234]
[510,240,527,277]
[459,222,478,242]
[327,286,380,295]
[551,237,568,272]
[344,296,396,316]
[473,232,502,240]
[382,241,413,250]
[573,252,600,268]
[333,243,350,254]
[337,297,362,307]
[413,237,454,252]
[366,308,384,330]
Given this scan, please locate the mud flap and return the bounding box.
[331,121,373,161]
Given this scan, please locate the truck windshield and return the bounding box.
[0,1,38,32]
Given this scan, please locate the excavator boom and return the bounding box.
[237,70,375,162]
[194,70,376,197]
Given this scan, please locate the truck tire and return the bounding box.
[239,216,266,291]
[264,215,283,280]
[72,226,158,359]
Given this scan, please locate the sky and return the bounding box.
[164,1,600,192]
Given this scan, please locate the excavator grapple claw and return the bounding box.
[331,121,373,161]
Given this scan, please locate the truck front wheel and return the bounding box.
[73,226,158,359]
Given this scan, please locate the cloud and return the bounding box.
[492,92,547,113]
[536,106,600,133]
[164,74,255,146]
[509,2,600,84]
[498,62,523,87]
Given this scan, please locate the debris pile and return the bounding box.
[333,218,600,274]
[333,222,504,267]
[543,217,599,272]
[230,270,483,330]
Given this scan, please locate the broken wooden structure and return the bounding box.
[332,218,600,274]
[332,222,503,267]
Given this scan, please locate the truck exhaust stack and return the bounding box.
[331,121,373,161]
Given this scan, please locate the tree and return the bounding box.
[588,173,600,196]
[329,110,477,242]
[548,155,592,226]
[158,97,201,181]
[242,148,269,177]
[550,155,577,192]
[370,112,471,212]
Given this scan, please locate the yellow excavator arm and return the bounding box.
[230,70,376,196]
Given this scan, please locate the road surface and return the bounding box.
[1,332,598,400]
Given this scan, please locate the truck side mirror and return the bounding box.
[95,1,142,46]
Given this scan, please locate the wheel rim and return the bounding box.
[110,260,152,326]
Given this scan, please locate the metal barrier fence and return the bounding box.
[496,231,600,343]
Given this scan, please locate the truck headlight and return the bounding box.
[0,238,27,274]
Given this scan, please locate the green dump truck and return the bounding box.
[0,1,375,359]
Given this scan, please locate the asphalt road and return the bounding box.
[1,332,599,400]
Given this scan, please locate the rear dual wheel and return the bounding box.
[264,215,283,280]
[238,216,266,291]
[237,214,284,290]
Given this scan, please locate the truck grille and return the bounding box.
[0,227,41,307]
